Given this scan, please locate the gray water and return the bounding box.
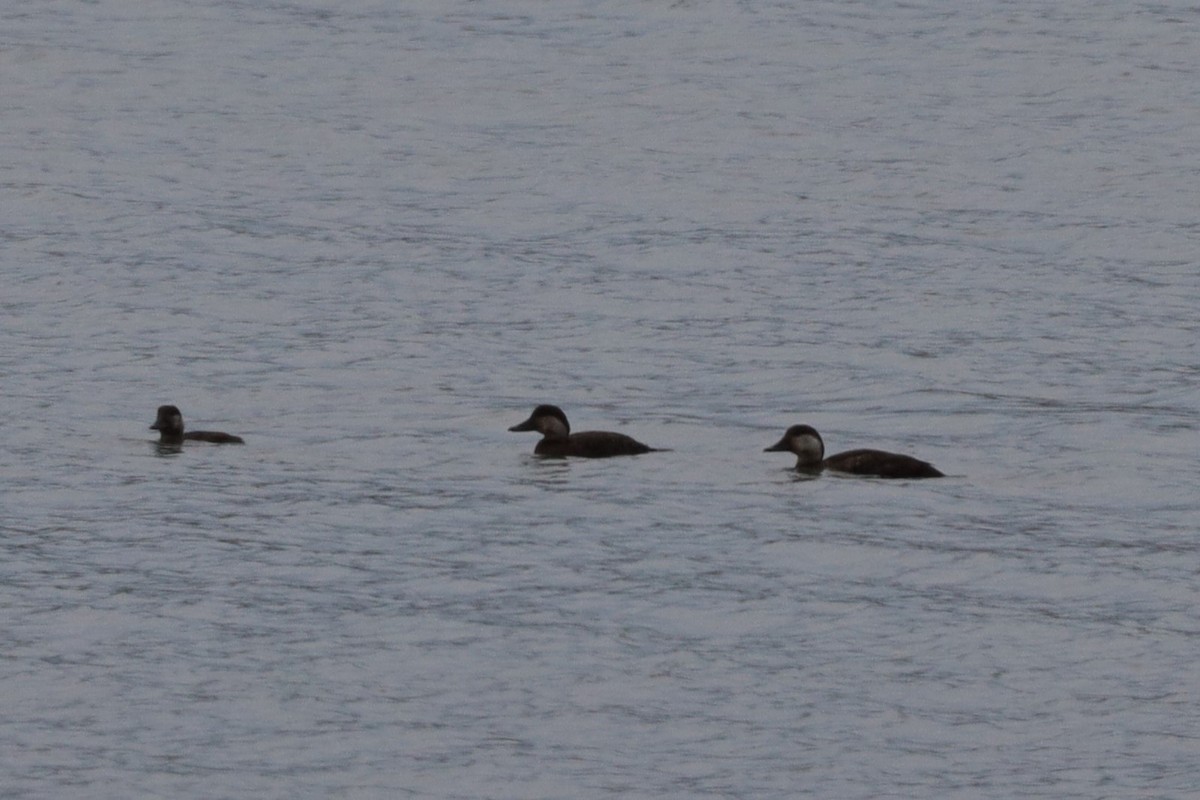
[3,1,1198,797]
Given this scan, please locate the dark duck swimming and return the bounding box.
[151,405,245,445]
[765,424,942,479]
[509,404,660,458]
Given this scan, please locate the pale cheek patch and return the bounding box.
[793,435,823,462]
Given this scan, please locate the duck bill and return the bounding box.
[764,437,789,452]
[508,417,537,432]
[150,422,162,431]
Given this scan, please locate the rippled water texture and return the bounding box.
[3,1,1198,797]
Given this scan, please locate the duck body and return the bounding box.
[765,424,942,479]
[820,448,944,479]
[509,404,657,459]
[531,430,655,458]
[151,405,245,445]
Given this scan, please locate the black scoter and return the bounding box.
[509,404,659,458]
[765,424,942,478]
[151,405,245,445]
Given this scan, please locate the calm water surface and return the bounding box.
[2,1,1198,797]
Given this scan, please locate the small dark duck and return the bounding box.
[765,424,942,479]
[151,405,245,445]
[509,404,659,458]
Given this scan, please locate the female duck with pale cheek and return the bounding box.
[509,404,660,459]
[765,424,942,479]
[151,405,245,445]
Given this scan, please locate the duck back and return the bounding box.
[535,431,655,458]
[824,448,943,479]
